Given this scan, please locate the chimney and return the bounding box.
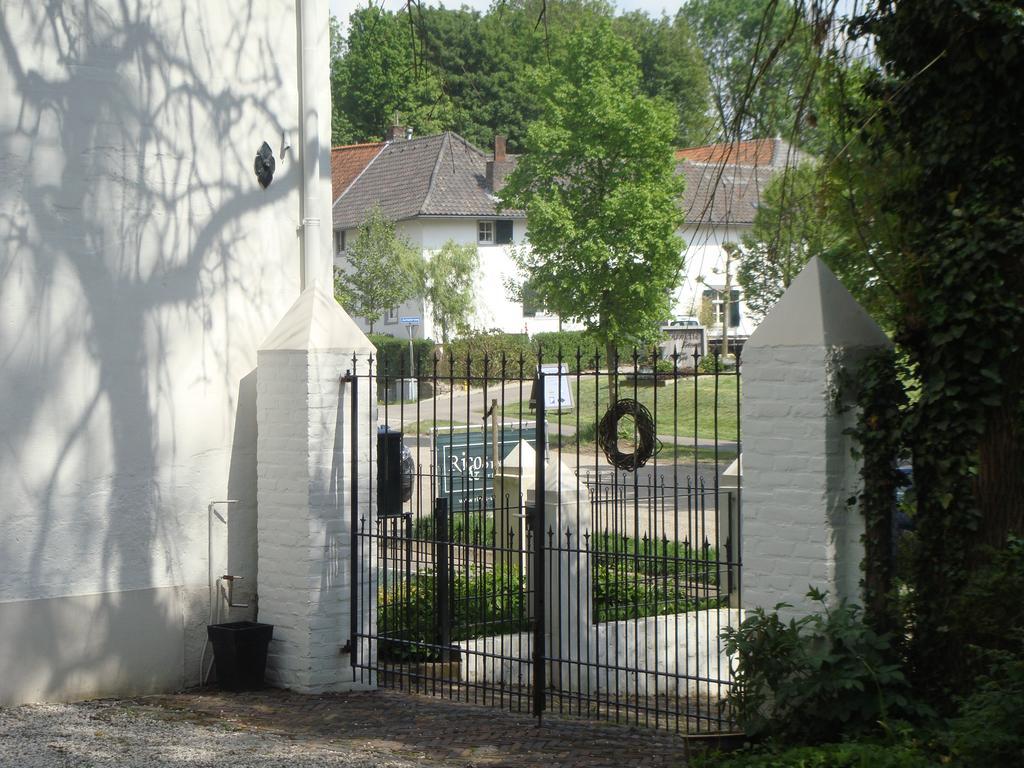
[385,123,408,141]
[487,134,513,194]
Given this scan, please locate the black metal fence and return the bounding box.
[350,347,741,733]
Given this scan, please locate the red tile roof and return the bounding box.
[676,138,805,168]
[331,142,385,203]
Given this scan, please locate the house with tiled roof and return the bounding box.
[332,129,806,346]
[331,127,558,339]
[672,138,808,349]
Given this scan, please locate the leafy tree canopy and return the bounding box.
[333,6,453,144]
[424,240,480,344]
[844,0,1024,700]
[680,0,821,141]
[613,10,714,146]
[499,21,685,367]
[335,206,423,333]
[331,1,712,151]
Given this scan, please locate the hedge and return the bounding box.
[532,330,661,373]
[368,333,438,382]
[440,331,536,380]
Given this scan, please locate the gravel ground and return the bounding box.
[0,700,438,768]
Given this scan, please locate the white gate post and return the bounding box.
[256,286,377,692]
[741,257,890,618]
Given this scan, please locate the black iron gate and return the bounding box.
[350,347,741,733]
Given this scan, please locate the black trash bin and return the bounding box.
[206,621,273,691]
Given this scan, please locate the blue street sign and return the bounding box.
[399,316,421,325]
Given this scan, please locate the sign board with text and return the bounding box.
[433,424,542,513]
[528,364,574,412]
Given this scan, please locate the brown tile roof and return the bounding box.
[331,142,385,204]
[332,132,523,230]
[678,161,776,226]
[674,138,811,226]
[332,134,801,231]
[675,138,807,169]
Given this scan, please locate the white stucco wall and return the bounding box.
[335,217,756,344]
[673,224,757,340]
[337,217,551,341]
[0,0,333,704]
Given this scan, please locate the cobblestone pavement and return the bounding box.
[134,687,729,767]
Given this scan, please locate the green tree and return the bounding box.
[336,6,453,142]
[499,22,685,387]
[335,206,423,333]
[332,2,714,152]
[424,240,480,344]
[737,161,881,322]
[842,0,1024,703]
[613,11,714,146]
[329,15,355,145]
[681,0,820,140]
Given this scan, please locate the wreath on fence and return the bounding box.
[597,399,659,471]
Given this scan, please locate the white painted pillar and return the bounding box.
[493,439,536,575]
[741,257,890,618]
[256,286,377,692]
[529,457,592,691]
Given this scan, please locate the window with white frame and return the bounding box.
[385,307,399,323]
[334,229,346,254]
[477,220,494,244]
[701,288,741,328]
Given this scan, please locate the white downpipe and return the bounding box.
[299,0,321,291]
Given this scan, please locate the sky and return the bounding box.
[329,0,679,30]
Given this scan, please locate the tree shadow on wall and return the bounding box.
[0,0,300,698]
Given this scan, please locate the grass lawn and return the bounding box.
[403,419,467,436]
[507,373,739,443]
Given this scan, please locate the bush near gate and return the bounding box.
[721,589,927,744]
[377,567,528,661]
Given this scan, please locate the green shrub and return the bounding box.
[948,536,1024,669]
[412,511,496,544]
[592,536,722,622]
[533,330,659,373]
[699,353,725,374]
[377,567,528,661]
[369,333,438,381]
[442,331,536,379]
[722,589,928,743]
[943,635,1024,767]
[593,532,717,581]
[592,564,722,622]
[699,738,936,768]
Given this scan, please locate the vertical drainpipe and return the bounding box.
[299,0,321,291]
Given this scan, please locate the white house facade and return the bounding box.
[333,134,804,350]
[0,0,335,704]
[331,131,568,341]
[671,140,809,349]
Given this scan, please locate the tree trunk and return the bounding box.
[605,338,618,405]
[975,357,1024,551]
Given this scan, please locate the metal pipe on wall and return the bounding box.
[298,0,322,291]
